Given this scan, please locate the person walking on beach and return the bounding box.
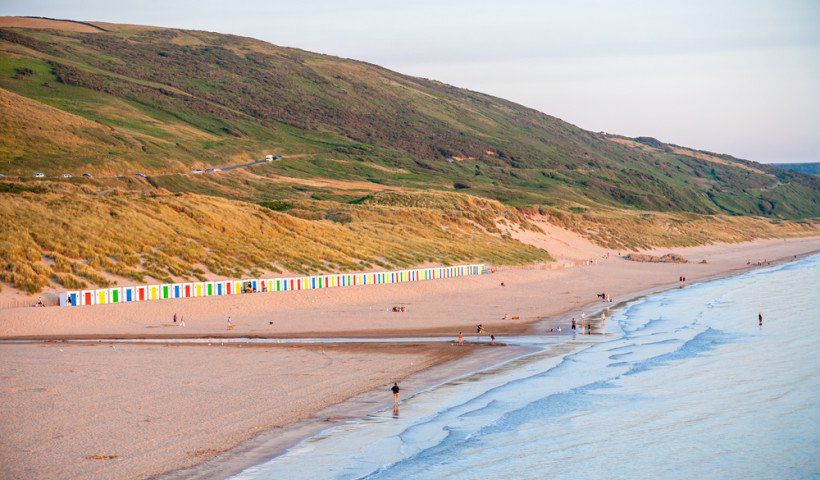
[571,318,577,333]
[458,331,464,346]
[227,317,234,331]
[759,312,763,326]
[173,313,177,324]
[391,382,400,407]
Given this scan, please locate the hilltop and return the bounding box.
[0,16,817,294]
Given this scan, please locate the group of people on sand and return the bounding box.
[596,292,612,302]
[172,313,186,327]
[457,326,496,347]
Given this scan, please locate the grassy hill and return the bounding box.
[0,17,817,294]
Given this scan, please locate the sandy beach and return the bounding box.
[0,234,818,479]
[0,236,818,340]
[0,342,472,479]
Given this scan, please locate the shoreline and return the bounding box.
[160,342,542,480]
[159,246,819,479]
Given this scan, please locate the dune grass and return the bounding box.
[0,185,552,293]
[543,207,819,251]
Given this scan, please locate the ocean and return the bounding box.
[231,255,820,479]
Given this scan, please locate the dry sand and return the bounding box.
[0,342,466,480]
[0,234,818,479]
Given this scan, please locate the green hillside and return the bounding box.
[0,18,817,218]
[0,17,817,294]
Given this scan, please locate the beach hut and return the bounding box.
[96,289,109,305]
[121,287,134,302]
[109,287,122,303]
[80,290,94,306]
[62,291,78,307]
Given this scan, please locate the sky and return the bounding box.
[2,0,819,163]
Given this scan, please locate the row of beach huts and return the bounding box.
[59,264,485,307]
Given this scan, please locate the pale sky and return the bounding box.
[2,0,819,163]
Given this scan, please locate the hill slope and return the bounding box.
[0,17,817,217]
[0,17,817,294]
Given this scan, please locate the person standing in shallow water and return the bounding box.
[458,331,464,346]
[391,383,400,408]
[759,312,763,326]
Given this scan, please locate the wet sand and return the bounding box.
[164,342,535,480]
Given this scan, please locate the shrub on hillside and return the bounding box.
[260,200,293,212]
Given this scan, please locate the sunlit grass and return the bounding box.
[544,207,818,250]
[0,185,552,293]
